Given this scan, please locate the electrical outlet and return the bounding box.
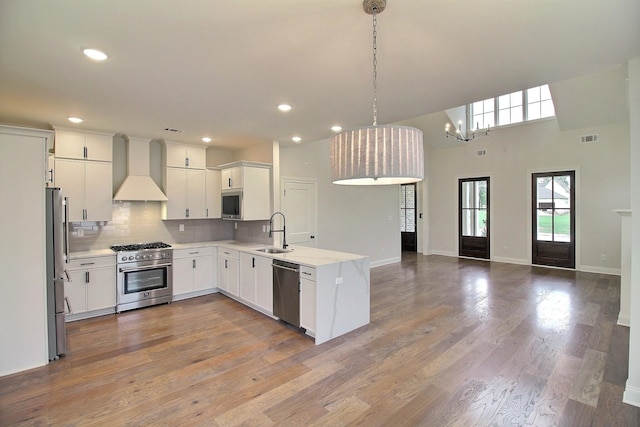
[336,277,343,284]
[601,254,606,261]
[234,222,238,229]
[77,228,84,237]
[179,224,184,232]
[262,225,266,232]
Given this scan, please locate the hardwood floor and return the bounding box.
[2,253,639,426]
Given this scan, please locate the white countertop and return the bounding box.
[72,240,367,268]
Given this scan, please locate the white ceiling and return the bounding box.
[1,0,639,149]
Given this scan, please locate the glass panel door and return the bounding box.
[400,183,417,252]
[459,177,490,259]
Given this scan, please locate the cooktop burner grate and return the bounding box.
[110,242,172,252]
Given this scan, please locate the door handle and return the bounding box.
[64,296,72,314]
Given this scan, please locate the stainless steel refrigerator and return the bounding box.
[46,187,69,360]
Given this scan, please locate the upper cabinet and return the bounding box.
[54,129,112,162]
[205,168,222,219]
[219,161,271,221]
[53,129,113,222]
[164,142,206,169]
[161,141,208,220]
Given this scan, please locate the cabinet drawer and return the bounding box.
[300,266,316,281]
[67,255,115,270]
[218,247,238,259]
[174,246,214,259]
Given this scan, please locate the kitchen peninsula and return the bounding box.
[177,241,371,345]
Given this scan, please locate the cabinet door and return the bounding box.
[65,269,88,314]
[84,133,112,162]
[300,277,316,333]
[186,169,206,219]
[84,161,113,221]
[165,144,188,168]
[55,130,86,160]
[255,255,273,313]
[239,253,257,303]
[86,267,116,311]
[186,146,206,169]
[164,168,188,219]
[54,158,85,222]
[173,257,194,295]
[241,166,271,220]
[227,258,239,296]
[193,255,214,291]
[217,255,229,292]
[205,169,221,218]
[221,167,242,189]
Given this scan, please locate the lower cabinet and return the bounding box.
[299,265,316,334]
[239,253,273,314]
[218,248,239,296]
[173,246,215,300]
[65,255,116,321]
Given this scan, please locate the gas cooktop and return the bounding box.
[110,242,172,252]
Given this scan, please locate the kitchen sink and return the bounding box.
[255,247,292,254]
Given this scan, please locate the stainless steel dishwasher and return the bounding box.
[273,259,300,327]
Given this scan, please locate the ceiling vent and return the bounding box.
[163,127,183,133]
[580,134,599,143]
[475,149,487,157]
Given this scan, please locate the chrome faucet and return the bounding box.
[269,211,288,249]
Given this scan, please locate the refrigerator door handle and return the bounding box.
[63,197,70,263]
[64,296,72,314]
[64,270,71,281]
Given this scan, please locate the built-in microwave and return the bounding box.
[221,191,242,219]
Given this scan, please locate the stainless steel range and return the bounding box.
[111,242,173,313]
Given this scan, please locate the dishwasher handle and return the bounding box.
[272,263,299,273]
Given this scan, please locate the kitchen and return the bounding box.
[2,0,640,423]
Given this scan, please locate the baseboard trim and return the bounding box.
[579,265,621,276]
[492,256,528,265]
[617,313,631,327]
[623,381,640,408]
[371,257,401,268]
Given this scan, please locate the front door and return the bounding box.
[401,183,417,252]
[459,177,490,259]
[532,171,575,268]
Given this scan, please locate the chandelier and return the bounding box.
[330,0,424,185]
[445,120,490,142]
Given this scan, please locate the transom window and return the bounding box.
[469,84,555,130]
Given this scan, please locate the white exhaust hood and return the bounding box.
[113,137,167,201]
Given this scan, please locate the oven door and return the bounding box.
[117,261,172,306]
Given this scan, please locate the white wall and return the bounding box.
[423,118,629,273]
[280,139,401,266]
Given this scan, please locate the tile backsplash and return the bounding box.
[69,202,274,252]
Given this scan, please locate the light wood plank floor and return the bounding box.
[2,253,639,426]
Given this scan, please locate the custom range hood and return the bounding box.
[113,137,167,201]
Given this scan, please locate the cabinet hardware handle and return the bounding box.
[64,270,71,281]
[48,169,54,183]
[189,251,199,255]
[228,177,232,188]
[302,271,312,276]
[252,257,255,268]
[186,208,190,218]
[80,262,95,266]
[83,146,87,159]
[206,208,209,217]
[193,259,196,268]
[64,296,72,314]
[185,157,189,167]
[85,271,90,283]
[225,259,228,269]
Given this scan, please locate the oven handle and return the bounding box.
[119,263,172,273]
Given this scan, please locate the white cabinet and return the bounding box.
[54,129,112,162]
[162,167,206,219]
[299,265,316,334]
[239,253,273,314]
[65,256,116,320]
[219,161,271,220]
[221,166,242,190]
[173,246,215,300]
[54,158,113,222]
[218,248,239,297]
[162,141,209,220]
[54,129,113,222]
[164,142,206,169]
[205,168,221,219]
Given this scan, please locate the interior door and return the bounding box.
[532,171,575,268]
[459,177,490,259]
[282,178,317,247]
[400,183,417,252]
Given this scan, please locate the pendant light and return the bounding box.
[331,0,424,185]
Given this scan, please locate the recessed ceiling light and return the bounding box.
[277,104,293,112]
[202,137,212,143]
[68,116,83,124]
[331,125,343,132]
[82,48,108,61]
[292,136,302,143]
